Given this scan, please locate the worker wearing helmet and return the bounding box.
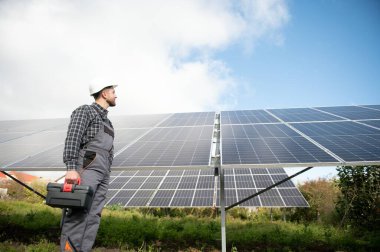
[61,81,117,252]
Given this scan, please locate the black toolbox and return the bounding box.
[46,182,94,210]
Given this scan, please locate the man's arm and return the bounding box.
[63,105,90,183]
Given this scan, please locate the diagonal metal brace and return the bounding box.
[1,171,46,200]
[226,166,313,211]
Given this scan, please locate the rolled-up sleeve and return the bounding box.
[63,106,89,170]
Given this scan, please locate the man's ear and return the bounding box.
[100,89,107,99]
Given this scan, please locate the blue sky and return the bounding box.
[219,0,380,111]
[0,0,378,182]
[217,0,380,182]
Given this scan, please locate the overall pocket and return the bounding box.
[83,150,97,169]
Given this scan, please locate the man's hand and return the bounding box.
[65,170,80,184]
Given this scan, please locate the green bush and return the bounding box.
[1,200,379,251]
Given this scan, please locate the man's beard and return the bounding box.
[106,98,116,107]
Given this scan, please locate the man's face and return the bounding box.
[103,87,117,107]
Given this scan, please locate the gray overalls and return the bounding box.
[61,117,114,252]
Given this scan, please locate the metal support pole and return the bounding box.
[1,171,46,199]
[219,167,227,252]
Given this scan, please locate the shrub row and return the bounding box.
[1,200,379,251]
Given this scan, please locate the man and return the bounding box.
[61,82,117,252]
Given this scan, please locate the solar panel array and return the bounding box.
[105,168,308,207]
[1,105,379,209]
[2,112,215,170]
[1,105,380,170]
[221,106,380,168]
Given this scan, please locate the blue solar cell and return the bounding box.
[178,176,197,189]
[260,190,284,207]
[192,190,214,206]
[105,168,307,207]
[266,168,286,174]
[358,120,380,129]
[106,190,135,206]
[221,110,279,124]
[237,189,261,207]
[157,112,215,127]
[216,189,238,207]
[149,190,175,206]
[111,114,169,128]
[222,134,337,166]
[253,175,273,188]
[235,175,255,188]
[196,176,215,189]
[127,190,154,206]
[113,128,150,152]
[159,176,181,189]
[316,106,380,120]
[170,190,194,206]
[362,105,380,110]
[268,108,343,122]
[113,126,213,167]
[292,122,380,162]
[222,124,299,139]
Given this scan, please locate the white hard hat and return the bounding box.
[89,81,118,96]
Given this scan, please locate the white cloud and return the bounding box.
[0,0,289,120]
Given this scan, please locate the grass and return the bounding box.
[1,200,379,251]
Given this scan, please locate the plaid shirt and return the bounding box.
[63,102,114,170]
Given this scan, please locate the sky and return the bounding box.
[0,0,379,183]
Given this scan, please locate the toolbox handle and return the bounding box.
[63,178,81,192]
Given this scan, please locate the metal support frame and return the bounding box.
[219,167,227,252]
[1,171,46,199]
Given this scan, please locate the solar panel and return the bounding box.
[221,124,338,167]
[8,144,64,170]
[362,105,380,110]
[105,168,307,208]
[192,190,214,206]
[0,131,66,168]
[0,132,35,143]
[157,112,215,127]
[292,121,380,163]
[0,118,68,133]
[357,120,380,129]
[216,168,308,207]
[170,190,195,206]
[6,128,151,170]
[149,190,175,206]
[268,108,343,122]
[278,188,308,206]
[112,126,213,168]
[221,110,279,124]
[316,106,380,120]
[111,114,170,128]
[113,128,150,152]
[127,190,155,206]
